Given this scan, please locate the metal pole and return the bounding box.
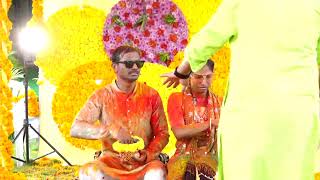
[23,59,30,164]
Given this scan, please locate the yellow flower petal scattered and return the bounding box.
[0,167,26,180]
[14,157,79,179]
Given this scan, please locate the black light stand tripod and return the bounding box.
[11,54,72,166]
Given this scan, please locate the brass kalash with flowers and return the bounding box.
[93,133,168,170]
[112,135,145,164]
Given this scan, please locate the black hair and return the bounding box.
[111,45,141,63]
[206,59,215,71]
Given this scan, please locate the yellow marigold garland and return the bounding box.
[27,91,40,117]
[210,47,230,98]
[35,6,108,85]
[0,79,14,137]
[0,127,14,170]
[112,136,145,153]
[0,0,13,174]
[0,1,26,178]
[0,0,12,80]
[26,0,43,26]
[0,49,26,180]
[13,90,40,117]
[32,0,43,23]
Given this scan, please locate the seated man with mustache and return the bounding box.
[71,45,169,180]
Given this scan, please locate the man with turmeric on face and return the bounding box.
[71,46,169,180]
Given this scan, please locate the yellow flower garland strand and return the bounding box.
[27,0,43,26]
[13,90,40,117]
[0,0,14,172]
[112,136,145,153]
[0,0,26,178]
[0,0,12,80]
[32,0,43,23]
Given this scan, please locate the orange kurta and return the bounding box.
[167,90,221,180]
[75,81,169,179]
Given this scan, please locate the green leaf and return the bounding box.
[112,15,125,27]
[134,13,148,31]
[8,133,14,141]
[8,51,23,68]
[164,14,176,24]
[11,67,24,80]
[159,52,170,62]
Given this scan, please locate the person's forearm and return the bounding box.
[176,60,191,75]
[146,130,169,161]
[172,123,208,139]
[70,121,102,140]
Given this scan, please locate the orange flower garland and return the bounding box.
[0,0,14,172]
[0,0,26,178]
[13,90,40,117]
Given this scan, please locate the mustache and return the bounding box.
[129,70,140,74]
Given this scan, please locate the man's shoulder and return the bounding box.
[167,92,184,103]
[91,84,113,97]
[137,82,160,96]
[209,91,223,105]
[169,92,183,99]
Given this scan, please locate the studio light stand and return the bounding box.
[11,27,72,166]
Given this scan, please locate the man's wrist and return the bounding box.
[174,67,191,79]
[145,149,157,162]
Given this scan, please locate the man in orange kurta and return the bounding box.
[71,46,169,180]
